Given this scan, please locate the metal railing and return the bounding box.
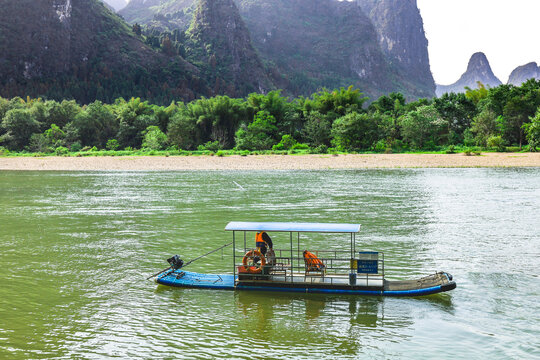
[236,248,384,286]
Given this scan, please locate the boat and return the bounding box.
[151,222,456,297]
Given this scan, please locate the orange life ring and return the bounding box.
[242,250,266,274]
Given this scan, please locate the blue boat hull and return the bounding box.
[156,270,456,297]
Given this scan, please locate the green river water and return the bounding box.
[0,169,538,359]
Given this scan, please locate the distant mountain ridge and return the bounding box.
[0,0,437,103]
[436,52,502,96]
[120,0,437,99]
[507,62,540,86]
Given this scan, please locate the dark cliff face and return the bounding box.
[1,0,438,102]
[186,0,271,96]
[436,52,502,96]
[119,0,437,99]
[234,0,403,99]
[357,0,435,97]
[0,0,200,103]
[507,62,540,86]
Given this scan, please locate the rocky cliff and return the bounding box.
[436,52,502,96]
[507,62,540,86]
[0,0,202,103]
[120,0,436,99]
[357,0,435,98]
[185,0,271,96]
[234,0,413,99]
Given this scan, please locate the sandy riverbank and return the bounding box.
[1,153,539,171]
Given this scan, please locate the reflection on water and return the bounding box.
[0,169,538,359]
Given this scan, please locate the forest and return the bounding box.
[1,80,539,156]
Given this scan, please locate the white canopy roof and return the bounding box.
[225,221,361,233]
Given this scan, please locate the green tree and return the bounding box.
[142,126,168,150]
[28,133,51,153]
[304,86,368,121]
[470,109,499,147]
[73,101,118,148]
[369,92,406,117]
[44,100,81,130]
[501,81,540,148]
[44,124,65,148]
[433,92,477,144]
[331,112,378,151]
[114,98,157,148]
[302,111,332,147]
[246,90,300,136]
[167,109,200,150]
[523,108,540,151]
[399,105,446,149]
[0,108,40,150]
[465,82,489,105]
[188,96,249,149]
[235,111,279,150]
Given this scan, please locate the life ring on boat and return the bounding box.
[242,250,266,274]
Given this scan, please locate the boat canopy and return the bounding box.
[225,221,361,233]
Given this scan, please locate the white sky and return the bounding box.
[417,0,540,85]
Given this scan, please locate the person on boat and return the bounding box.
[255,231,275,266]
[303,250,325,272]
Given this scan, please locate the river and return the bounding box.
[0,169,538,358]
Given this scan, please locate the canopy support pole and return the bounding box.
[233,231,236,284]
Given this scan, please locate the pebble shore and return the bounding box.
[1,153,539,171]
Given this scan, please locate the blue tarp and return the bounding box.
[225,221,361,233]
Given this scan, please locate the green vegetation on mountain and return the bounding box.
[0,0,205,105]
[2,81,539,155]
[184,0,271,96]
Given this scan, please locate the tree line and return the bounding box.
[1,81,539,154]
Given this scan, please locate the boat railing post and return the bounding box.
[243,231,246,253]
[290,231,293,283]
[233,231,236,284]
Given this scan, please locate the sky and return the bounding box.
[417,0,540,85]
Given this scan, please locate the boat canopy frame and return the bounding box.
[225,221,363,282]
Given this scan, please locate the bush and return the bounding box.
[487,135,506,152]
[28,133,52,153]
[198,141,221,152]
[0,146,9,156]
[216,150,225,157]
[374,140,386,153]
[142,126,168,150]
[445,145,456,154]
[291,142,309,150]
[314,144,328,154]
[55,146,69,156]
[70,141,82,152]
[272,134,297,151]
[106,139,120,151]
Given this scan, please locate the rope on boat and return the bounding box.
[146,241,233,280]
[183,241,233,268]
